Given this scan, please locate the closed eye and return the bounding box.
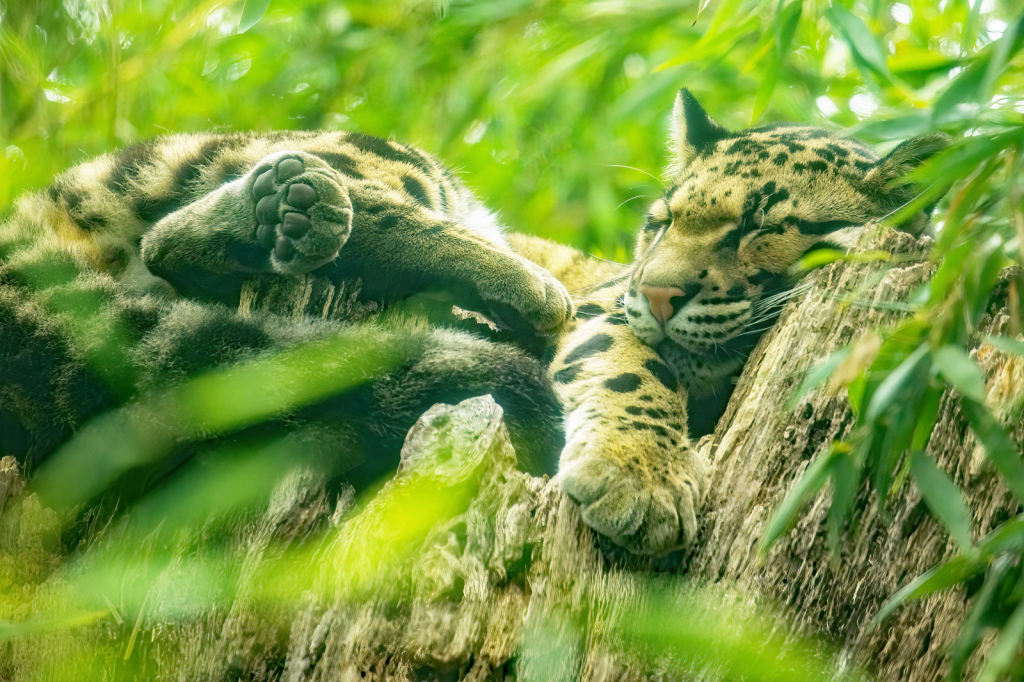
[642,216,671,233]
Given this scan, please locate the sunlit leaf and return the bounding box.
[824,5,892,83]
[238,0,272,33]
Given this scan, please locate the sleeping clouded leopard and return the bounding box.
[0,89,945,554]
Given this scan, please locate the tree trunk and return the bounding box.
[3,226,1021,681]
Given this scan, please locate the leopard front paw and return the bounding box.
[478,261,574,336]
[557,435,705,555]
[249,152,353,276]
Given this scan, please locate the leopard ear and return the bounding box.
[863,133,950,187]
[670,88,730,168]
[864,133,951,234]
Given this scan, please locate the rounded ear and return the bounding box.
[863,133,951,188]
[864,133,951,234]
[669,88,731,169]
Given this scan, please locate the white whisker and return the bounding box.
[598,163,665,187]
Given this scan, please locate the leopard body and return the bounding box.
[0,90,946,554]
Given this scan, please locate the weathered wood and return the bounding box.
[3,226,1022,680]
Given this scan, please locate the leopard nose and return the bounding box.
[640,286,687,324]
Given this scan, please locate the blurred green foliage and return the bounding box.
[1,0,1018,257]
[3,0,1024,678]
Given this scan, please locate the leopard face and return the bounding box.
[624,89,947,396]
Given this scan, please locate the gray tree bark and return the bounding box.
[2,226,1021,681]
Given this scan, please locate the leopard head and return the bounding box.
[625,89,948,395]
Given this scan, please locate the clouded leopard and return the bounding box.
[0,89,946,554]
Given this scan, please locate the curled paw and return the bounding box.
[250,152,353,275]
[479,261,575,337]
[557,435,705,555]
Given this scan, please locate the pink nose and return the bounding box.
[640,286,686,324]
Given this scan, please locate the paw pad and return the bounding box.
[252,157,324,265]
[246,150,356,278]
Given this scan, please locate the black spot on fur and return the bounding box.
[402,175,432,208]
[575,303,605,317]
[643,217,665,234]
[826,143,849,158]
[605,373,641,393]
[626,405,644,415]
[746,269,776,286]
[807,160,829,173]
[772,153,788,165]
[135,138,229,223]
[564,333,614,364]
[106,139,158,194]
[644,359,678,392]
[789,216,859,235]
[346,133,434,174]
[814,148,836,163]
[553,364,582,384]
[762,187,790,215]
[314,151,366,180]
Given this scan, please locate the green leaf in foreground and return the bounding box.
[761,445,842,553]
[871,554,985,626]
[910,451,973,551]
[238,0,272,33]
[933,345,986,404]
[977,598,1024,682]
[985,334,1024,355]
[961,399,1024,500]
[824,5,892,83]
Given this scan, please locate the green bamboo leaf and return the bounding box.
[774,0,802,61]
[949,556,1015,680]
[962,0,985,53]
[824,5,892,83]
[826,452,857,557]
[794,248,845,271]
[786,347,850,409]
[933,345,986,404]
[911,386,943,452]
[961,399,1024,500]
[979,516,1024,557]
[932,60,987,126]
[985,335,1024,355]
[760,447,838,554]
[851,113,930,141]
[694,0,712,25]
[910,451,973,551]
[977,598,1024,682]
[865,345,930,423]
[981,13,1024,101]
[870,554,985,626]
[238,0,272,34]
